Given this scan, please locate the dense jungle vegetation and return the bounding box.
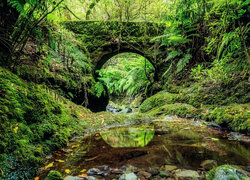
[0,0,249,179]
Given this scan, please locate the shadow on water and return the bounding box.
[38,117,250,179]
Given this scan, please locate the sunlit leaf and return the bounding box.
[45,162,54,169]
[65,169,71,174]
[80,169,87,173]
[71,144,80,148]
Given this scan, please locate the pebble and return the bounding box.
[159,170,170,178]
[119,172,137,180]
[64,176,84,180]
[175,170,200,179]
[87,168,102,176]
[137,170,152,179]
[165,165,177,171]
[200,160,217,170]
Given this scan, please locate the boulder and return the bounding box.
[207,165,250,180]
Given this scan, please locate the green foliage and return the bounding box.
[97,53,154,97]
[0,67,82,179]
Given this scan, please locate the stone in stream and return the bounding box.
[87,176,96,180]
[97,165,110,176]
[207,123,222,130]
[159,170,170,178]
[165,165,178,171]
[207,165,250,180]
[200,160,217,170]
[120,108,132,114]
[64,176,83,180]
[119,172,137,180]
[121,165,139,173]
[86,168,102,176]
[175,170,200,179]
[147,169,159,176]
[137,170,152,179]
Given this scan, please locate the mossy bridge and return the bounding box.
[63,21,167,80]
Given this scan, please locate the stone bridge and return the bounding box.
[63,21,167,80]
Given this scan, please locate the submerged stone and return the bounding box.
[119,172,137,180]
[159,170,170,178]
[165,165,178,171]
[64,176,83,180]
[87,168,102,176]
[200,160,217,170]
[175,170,200,179]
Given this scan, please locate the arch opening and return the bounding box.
[94,52,155,111]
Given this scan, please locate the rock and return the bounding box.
[147,169,159,176]
[121,165,138,173]
[228,132,245,141]
[64,176,83,180]
[120,108,132,114]
[246,166,250,172]
[214,167,247,180]
[207,165,250,180]
[159,170,170,178]
[98,165,110,176]
[175,170,200,179]
[119,172,137,180]
[137,170,152,179]
[87,177,96,180]
[165,165,178,171]
[87,168,102,176]
[111,168,123,174]
[207,123,222,130]
[200,160,217,170]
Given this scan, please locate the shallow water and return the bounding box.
[38,117,250,179]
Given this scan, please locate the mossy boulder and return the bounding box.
[203,104,250,132]
[206,165,249,180]
[45,170,63,180]
[148,103,201,118]
[139,91,185,113]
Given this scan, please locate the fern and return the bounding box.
[176,53,192,73]
[8,0,26,15]
[165,49,182,61]
[95,81,105,98]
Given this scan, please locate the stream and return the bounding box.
[38,116,250,180]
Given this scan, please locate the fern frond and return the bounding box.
[176,54,192,73]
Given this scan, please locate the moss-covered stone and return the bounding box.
[45,170,63,180]
[139,91,185,113]
[206,165,249,180]
[148,103,200,119]
[203,104,250,132]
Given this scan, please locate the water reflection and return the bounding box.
[100,125,154,147]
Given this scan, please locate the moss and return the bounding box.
[203,104,250,132]
[206,165,249,180]
[0,67,87,179]
[45,170,63,180]
[139,91,184,113]
[148,103,201,118]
